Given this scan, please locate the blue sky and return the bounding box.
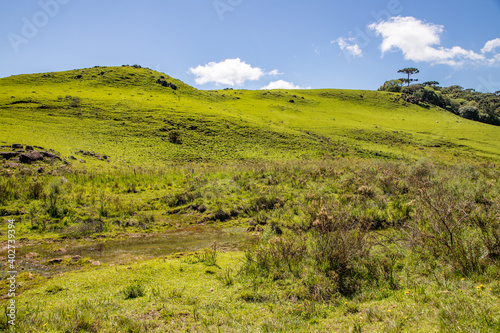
[1,0,499,92]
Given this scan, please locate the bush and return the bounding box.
[46,180,63,217]
[378,80,403,92]
[408,181,498,276]
[122,283,145,299]
[168,130,182,144]
[27,179,44,200]
[458,106,479,121]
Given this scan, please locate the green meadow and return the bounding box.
[1,66,499,332]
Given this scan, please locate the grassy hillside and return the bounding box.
[1,65,499,164]
[1,67,500,332]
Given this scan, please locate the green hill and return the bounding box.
[1,66,500,332]
[1,65,499,164]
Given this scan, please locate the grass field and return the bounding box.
[1,66,500,332]
[1,66,499,164]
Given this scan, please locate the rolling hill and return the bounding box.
[1,65,499,165]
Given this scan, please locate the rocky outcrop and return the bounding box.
[19,151,43,164]
[0,152,19,159]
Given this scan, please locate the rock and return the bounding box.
[25,252,39,259]
[20,168,33,176]
[19,151,43,164]
[6,162,20,168]
[0,152,19,159]
[288,99,295,103]
[69,155,76,160]
[76,75,82,79]
[37,167,44,173]
[25,145,34,151]
[12,144,23,149]
[89,260,101,266]
[71,255,82,262]
[78,159,86,163]
[41,151,61,160]
[48,258,63,265]
[55,248,67,253]
[170,84,177,90]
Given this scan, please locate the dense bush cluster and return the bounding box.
[379,81,500,126]
[242,160,500,301]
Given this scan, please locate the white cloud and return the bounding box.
[368,16,494,67]
[268,69,282,76]
[482,38,500,53]
[333,37,363,57]
[189,58,265,86]
[261,80,310,90]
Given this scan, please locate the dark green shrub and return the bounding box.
[378,80,403,92]
[168,130,182,144]
[459,106,479,121]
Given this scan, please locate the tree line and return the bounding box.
[379,68,500,126]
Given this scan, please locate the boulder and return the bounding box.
[41,151,61,160]
[55,248,67,253]
[48,258,63,265]
[0,152,19,159]
[170,84,177,90]
[19,151,43,164]
[25,145,34,151]
[12,144,23,149]
[71,255,82,262]
[25,252,39,259]
[20,168,33,176]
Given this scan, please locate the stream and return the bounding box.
[1,226,255,278]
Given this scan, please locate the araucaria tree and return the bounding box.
[398,67,419,86]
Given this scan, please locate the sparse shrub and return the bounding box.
[98,191,108,217]
[138,212,155,229]
[27,179,44,200]
[409,182,493,276]
[187,242,218,266]
[251,194,284,212]
[356,185,375,198]
[165,189,200,207]
[46,180,62,217]
[28,200,43,230]
[45,285,64,294]
[217,267,234,286]
[212,209,231,221]
[65,95,81,108]
[0,178,16,205]
[122,283,145,299]
[168,130,182,144]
